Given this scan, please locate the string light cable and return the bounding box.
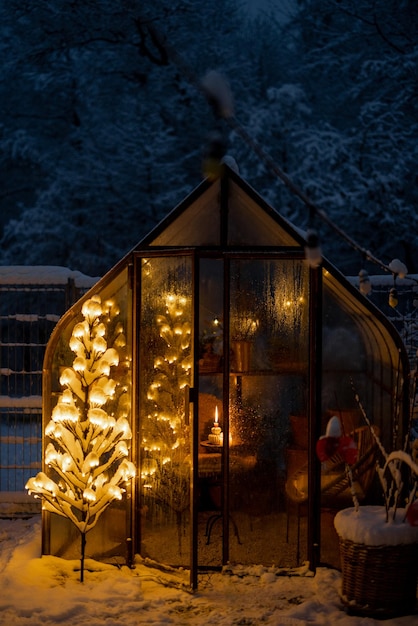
[140,21,411,284]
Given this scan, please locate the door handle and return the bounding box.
[184,386,196,425]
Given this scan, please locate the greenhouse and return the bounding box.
[39,166,409,588]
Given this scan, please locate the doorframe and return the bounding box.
[133,248,316,588]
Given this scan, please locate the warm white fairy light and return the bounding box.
[92,335,107,355]
[97,361,110,376]
[61,453,73,472]
[115,440,129,457]
[88,407,108,425]
[99,377,117,397]
[69,336,81,352]
[107,485,123,500]
[72,322,87,338]
[114,418,132,438]
[81,301,100,325]
[82,452,100,473]
[142,290,191,521]
[59,368,74,387]
[45,444,59,466]
[114,334,126,348]
[73,356,86,373]
[95,322,106,337]
[52,399,79,423]
[89,387,107,407]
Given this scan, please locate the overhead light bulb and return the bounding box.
[389,287,398,308]
[304,229,322,268]
[358,269,372,296]
[388,259,408,279]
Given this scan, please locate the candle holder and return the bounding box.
[208,425,223,445]
[208,407,223,445]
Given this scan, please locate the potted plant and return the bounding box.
[317,407,418,618]
[230,314,259,372]
[198,318,223,373]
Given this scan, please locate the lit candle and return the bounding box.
[209,406,223,445]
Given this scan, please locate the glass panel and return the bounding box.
[228,259,309,566]
[139,256,193,567]
[149,183,221,246]
[46,268,133,562]
[319,281,399,568]
[322,273,401,450]
[228,183,300,247]
[197,259,224,567]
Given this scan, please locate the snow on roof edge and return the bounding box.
[0,266,100,288]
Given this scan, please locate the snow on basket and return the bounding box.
[334,507,418,618]
[320,408,418,618]
[334,505,418,547]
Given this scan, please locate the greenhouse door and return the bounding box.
[137,253,197,586]
[136,252,309,584]
[196,256,309,572]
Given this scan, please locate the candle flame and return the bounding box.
[215,406,219,425]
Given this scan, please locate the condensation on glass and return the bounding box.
[38,169,409,585]
[138,256,193,568]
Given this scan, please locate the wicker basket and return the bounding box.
[339,538,418,618]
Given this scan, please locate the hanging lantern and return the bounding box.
[202,131,227,181]
[389,287,398,308]
[358,269,372,296]
[304,229,322,268]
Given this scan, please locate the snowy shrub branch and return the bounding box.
[354,388,418,523]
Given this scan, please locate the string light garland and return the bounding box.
[138,21,412,293]
[201,72,408,277]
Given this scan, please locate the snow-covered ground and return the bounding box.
[0,515,416,625]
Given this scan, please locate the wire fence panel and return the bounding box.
[0,269,97,496]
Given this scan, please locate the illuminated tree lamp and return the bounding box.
[25,295,135,583]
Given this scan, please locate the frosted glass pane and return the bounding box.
[228,259,309,566]
[139,256,193,567]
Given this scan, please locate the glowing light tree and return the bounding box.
[142,292,192,552]
[26,295,135,582]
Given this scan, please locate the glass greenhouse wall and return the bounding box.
[38,168,409,587]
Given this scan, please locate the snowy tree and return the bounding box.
[1,0,416,276]
[0,0,256,275]
[26,294,135,582]
[283,0,418,271]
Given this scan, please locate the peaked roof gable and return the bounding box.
[137,167,304,249]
